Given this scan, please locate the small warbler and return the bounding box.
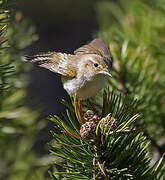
[26,38,113,100]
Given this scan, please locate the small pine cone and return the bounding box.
[83,110,100,123]
[80,121,97,140]
[83,110,94,122]
[100,116,118,132]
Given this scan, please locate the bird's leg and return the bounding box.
[77,99,85,124]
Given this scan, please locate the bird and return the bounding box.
[26,38,113,123]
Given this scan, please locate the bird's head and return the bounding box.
[75,38,113,80]
[77,54,112,80]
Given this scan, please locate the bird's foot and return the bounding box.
[77,99,100,124]
[77,99,85,124]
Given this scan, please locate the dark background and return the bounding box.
[17,0,99,149]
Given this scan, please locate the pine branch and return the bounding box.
[0,1,47,179]
[49,90,165,179]
[113,58,165,160]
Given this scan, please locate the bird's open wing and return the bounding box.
[26,52,77,77]
[74,38,111,59]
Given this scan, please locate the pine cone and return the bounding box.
[100,116,118,133]
[80,121,97,140]
[83,110,100,123]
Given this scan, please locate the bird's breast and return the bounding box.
[76,74,107,99]
[62,74,107,100]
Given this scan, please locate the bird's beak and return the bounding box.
[99,70,112,77]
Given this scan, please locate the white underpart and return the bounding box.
[77,74,107,99]
[62,74,107,99]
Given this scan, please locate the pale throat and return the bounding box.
[76,74,107,99]
[62,73,107,100]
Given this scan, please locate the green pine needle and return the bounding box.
[49,90,165,179]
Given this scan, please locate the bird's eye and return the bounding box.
[94,63,99,67]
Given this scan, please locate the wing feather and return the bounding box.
[26,52,77,77]
[74,38,112,59]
